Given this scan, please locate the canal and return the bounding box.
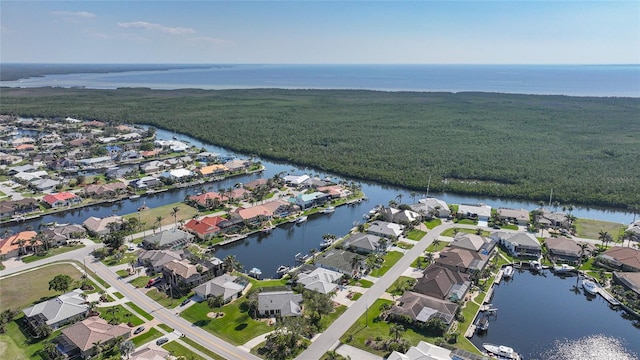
[470,270,640,359]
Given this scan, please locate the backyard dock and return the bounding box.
[597,287,621,306]
[494,269,504,284]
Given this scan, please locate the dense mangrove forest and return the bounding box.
[1,87,639,208]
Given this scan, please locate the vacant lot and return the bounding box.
[0,263,84,312]
[574,218,625,241]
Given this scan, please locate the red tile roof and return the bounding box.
[42,192,79,205]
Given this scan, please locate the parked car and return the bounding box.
[180,299,190,306]
[156,337,169,345]
[134,326,145,334]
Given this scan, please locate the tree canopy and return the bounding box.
[48,274,73,293]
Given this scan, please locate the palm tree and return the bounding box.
[389,323,405,342]
[598,230,612,249]
[120,340,135,359]
[92,340,104,358]
[424,251,435,266]
[432,239,441,249]
[410,191,417,204]
[628,204,640,223]
[106,306,119,324]
[395,193,403,205]
[223,255,242,273]
[350,255,363,277]
[170,206,180,230]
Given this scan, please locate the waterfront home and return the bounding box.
[413,265,471,302]
[0,231,37,257]
[23,289,88,330]
[366,220,404,239]
[388,340,452,360]
[138,249,184,273]
[31,178,61,193]
[83,215,123,237]
[538,210,571,229]
[117,132,142,141]
[316,184,352,199]
[382,207,421,224]
[492,231,542,258]
[188,191,229,209]
[260,199,295,217]
[228,188,251,201]
[142,229,194,250]
[342,233,389,254]
[242,178,268,191]
[283,174,311,188]
[497,208,531,226]
[544,236,594,265]
[141,149,161,158]
[293,191,330,210]
[42,224,86,246]
[457,203,492,221]
[224,159,250,172]
[410,197,451,219]
[83,181,127,199]
[58,317,131,359]
[296,267,342,295]
[449,233,495,255]
[183,216,224,240]
[389,291,458,326]
[435,247,489,273]
[193,274,245,303]
[105,166,138,179]
[257,291,303,318]
[626,220,640,242]
[160,168,192,181]
[613,272,640,296]
[0,151,22,165]
[198,164,228,177]
[0,198,39,217]
[315,249,366,276]
[154,139,189,152]
[42,192,82,208]
[162,258,211,290]
[77,156,113,169]
[233,205,273,225]
[597,247,640,272]
[139,160,166,174]
[196,151,220,162]
[130,176,163,190]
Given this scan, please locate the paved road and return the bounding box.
[295,222,458,360]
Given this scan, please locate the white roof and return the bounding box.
[387,341,452,360]
[283,174,310,185]
[22,289,88,326]
[458,203,492,217]
[169,168,192,178]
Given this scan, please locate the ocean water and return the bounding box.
[4,64,639,97]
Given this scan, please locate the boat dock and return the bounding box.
[597,287,621,306]
[494,269,504,284]
[464,324,476,338]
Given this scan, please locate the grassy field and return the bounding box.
[125,302,154,321]
[369,251,403,278]
[574,218,625,240]
[0,263,85,312]
[129,275,152,288]
[145,288,192,308]
[181,300,271,345]
[424,219,442,229]
[123,202,199,232]
[20,245,85,263]
[98,304,144,326]
[163,341,207,360]
[0,317,63,360]
[406,229,426,241]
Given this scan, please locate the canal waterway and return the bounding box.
[3,128,636,278]
[471,270,640,359]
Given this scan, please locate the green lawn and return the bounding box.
[145,288,191,308]
[102,252,139,267]
[98,304,144,326]
[158,323,173,332]
[0,263,85,312]
[163,341,207,360]
[574,218,625,241]
[396,241,414,250]
[406,229,426,241]
[116,269,130,278]
[132,327,163,347]
[440,228,490,237]
[0,316,62,360]
[181,337,227,360]
[387,276,416,296]
[123,202,199,232]
[21,245,85,263]
[318,305,348,331]
[129,275,152,288]
[424,218,442,229]
[181,300,271,345]
[112,292,124,299]
[125,302,154,321]
[369,251,403,277]
[349,278,374,288]
[350,292,363,301]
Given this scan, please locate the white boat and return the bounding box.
[320,238,334,249]
[320,206,335,214]
[261,225,275,234]
[482,343,521,360]
[295,216,308,224]
[476,317,489,332]
[276,265,290,276]
[503,266,514,278]
[129,194,141,199]
[553,263,575,273]
[248,267,262,279]
[582,279,598,295]
[530,260,542,272]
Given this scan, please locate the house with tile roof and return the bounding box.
[382,207,421,224]
[188,191,228,209]
[83,215,123,237]
[138,249,184,272]
[193,274,246,303]
[258,291,303,317]
[198,164,228,177]
[413,265,471,302]
[162,258,210,289]
[315,249,365,276]
[497,208,531,226]
[296,267,342,295]
[342,233,389,254]
[59,316,130,359]
[457,203,492,221]
[613,271,640,296]
[366,220,404,239]
[389,291,458,325]
[23,289,88,330]
[491,231,542,258]
[597,247,640,272]
[83,182,127,198]
[183,216,224,240]
[293,192,330,210]
[0,230,37,257]
[41,192,82,208]
[142,229,194,250]
[410,197,451,219]
[129,347,170,360]
[544,236,595,265]
[435,247,489,274]
[449,233,495,255]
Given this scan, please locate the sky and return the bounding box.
[1,1,639,64]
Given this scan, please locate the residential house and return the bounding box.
[0,231,37,257]
[8,164,37,175]
[315,249,365,276]
[296,267,342,295]
[83,182,127,199]
[42,224,87,247]
[257,291,303,318]
[189,192,228,209]
[160,168,192,181]
[435,247,489,273]
[129,347,170,360]
[183,216,225,240]
[162,258,210,290]
[283,174,310,188]
[626,220,640,242]
[139,161,165,174]
[544,236,594,265]
[613,272,640,297]
[77,156,113,169]
[233,205,272,225]
[23,289,88,330]
[138,249,184,273]
[83,216,123,237]
[0,152,22,165]
[293,192,330,210]
[342,233,389,254]
[538,210,570,229]
[597,247,640,272]
[42,192,82,208]
[131,176,163,190]
[449,233,495,255]
[316,185,352,199]
[261,199,296,218]
[0,198,39,217]
[105,166,138,180]
[413,265,471,302]
[154,139,189,152]
[31,178,61,193]
[242,178,268,191]
[389,291,458,325]
[388,341,453,360]
[223,159,250,172]
[382,207,420,224]
[142,229,194,250]
[410,198,451,218]
[497,208,530,226]
[59,317,131,359]
[228,188,251,201]
[198,164,228,178]
[196,152,220,162]
[366,220,404,239]
[492,231,542,258]
[193,274,245,303]
[457,204,492,221]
